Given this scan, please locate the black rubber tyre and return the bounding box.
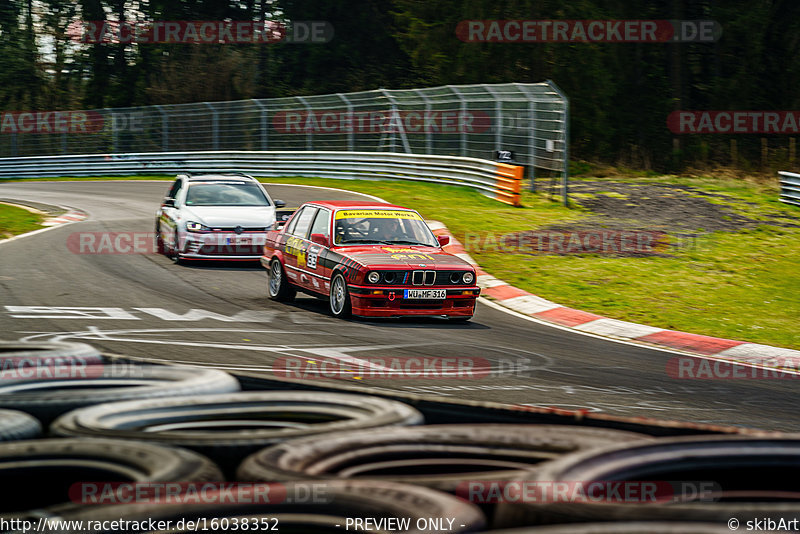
[0,364,240,424]
[171,233,183,264]
[59,480,486,533]
[0,437,222,515]
[476,522,736,533]
[329,272,352,318]
[0,409,41,441]
[494,435,800,528]
[236,424,651,492]
[0,341,103,369]
[51,391,423,476]
[267,258,295,301]
[155,223,165,254]
[0,342,104,411]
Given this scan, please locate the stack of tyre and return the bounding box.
[0,341,796,534]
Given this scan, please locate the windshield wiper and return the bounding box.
[379,240,431,246]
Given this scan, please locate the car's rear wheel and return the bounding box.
[268,259,295,301]
[329,273,352,318]
[155,223,165,254]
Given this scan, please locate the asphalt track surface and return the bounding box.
[0,181,796,432]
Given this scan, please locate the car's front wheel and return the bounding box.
[171,233,183,264]
[329,273,352,318]
[268,259,295,301]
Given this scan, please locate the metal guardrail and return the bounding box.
[0,150,526,203]
[778,171,800,207]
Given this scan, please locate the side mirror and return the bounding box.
[274,221,287,230]
[274,199,286,208]
[437,235,450,247]
[163,198,176,208]
[310,233,330,248]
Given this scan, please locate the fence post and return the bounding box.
[515,83,539,193]
[154,105,168,151]
[448,85,468,157]
[203,102,219,150]
[380,88,411,153]
[563,98,570,206]
[547,79,570,207]
[528,100,537,192]
[484,85,503,158]
[252,99,268,151]
[296,96,313,151]
[336,93,354,152]
[414,88,433,155]
[104,108,117,153]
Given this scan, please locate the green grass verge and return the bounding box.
[0,203,46,239]
[12,173,799,349]
[476,227,799,350]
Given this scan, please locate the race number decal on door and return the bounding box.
[307,246,320,269]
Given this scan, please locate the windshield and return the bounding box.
[185,182,270,206]
[333,209,438,247]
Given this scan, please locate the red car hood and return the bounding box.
[333,245,472,269]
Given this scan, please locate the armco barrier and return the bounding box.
[0,150,525,206]
[778,171,800,207]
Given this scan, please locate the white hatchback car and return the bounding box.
[155,173,285,262]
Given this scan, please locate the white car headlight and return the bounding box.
[462,272,475,284]
[367,272,381,284]
[186,221,210,232]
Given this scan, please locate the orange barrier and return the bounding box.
[495,163,524,206]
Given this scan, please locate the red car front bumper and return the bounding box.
[348,285,480,318]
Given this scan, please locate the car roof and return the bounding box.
[179,173,258,183]
[305,200,414,211]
